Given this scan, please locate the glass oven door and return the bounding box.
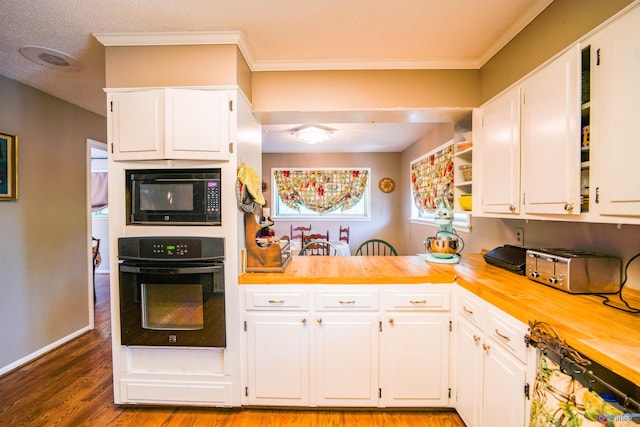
[118,262,225,347]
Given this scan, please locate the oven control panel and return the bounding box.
[118,237,224,261]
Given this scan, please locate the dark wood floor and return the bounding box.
[0,274,466,426]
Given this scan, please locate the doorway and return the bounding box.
[88,139,108,309]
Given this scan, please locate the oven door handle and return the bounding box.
[119,264,223,275]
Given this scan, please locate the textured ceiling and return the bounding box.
[0,0,553,152]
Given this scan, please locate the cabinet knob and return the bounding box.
[389,318,395,325]
[483,343,491,351]
[473,335,481,343]
[564,203,574,211]
[317,318,322,324]
[509,205,516,212]
[301,318,307,324]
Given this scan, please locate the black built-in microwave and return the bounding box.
[126,168,221,225]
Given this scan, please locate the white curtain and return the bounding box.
[91,172,108,212]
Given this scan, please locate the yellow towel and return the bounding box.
[238,163,265,206]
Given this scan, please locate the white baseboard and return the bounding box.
[0,325,92,376]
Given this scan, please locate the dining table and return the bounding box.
[291,239,351,256]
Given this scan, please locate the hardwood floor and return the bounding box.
[0,274,466,426]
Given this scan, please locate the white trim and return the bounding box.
[93,31,255,72]
[410,217,471,233]
[0,326,92,376]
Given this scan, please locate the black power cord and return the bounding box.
[595,252,640,314]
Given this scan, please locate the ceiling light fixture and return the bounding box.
[18,46,84,72]
[292,125,334,144]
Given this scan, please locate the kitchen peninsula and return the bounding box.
[239,254,640,392]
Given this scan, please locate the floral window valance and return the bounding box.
[411,143,454,213]
[274,169,368,213]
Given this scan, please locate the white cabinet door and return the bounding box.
[455,316,483,427]
[380,312,450,407]
[165,89,230,161]
[109,88,231,161]
[245,313,310,406]
[480,86,521,215]
[521,47,582,215]
[314,312,379,407]
[482,337,529,427]
[591,6,640,216]
[109,90,165,160]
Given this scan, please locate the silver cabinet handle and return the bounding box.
[410,300,427,304]
[339,300,356,305]
[463,306,474,315]
[495,329,511,341]
[268,299,285,304]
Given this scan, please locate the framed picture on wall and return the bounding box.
[0,132,18,200]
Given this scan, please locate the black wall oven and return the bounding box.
[118,236,225,347]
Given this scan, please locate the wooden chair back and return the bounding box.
[290,224,312,244]
[354,239,398,256]
[298,240,341,256]
[339,226,350,243]
[302,231,329,246]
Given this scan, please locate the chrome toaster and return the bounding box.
[525,249,622,294]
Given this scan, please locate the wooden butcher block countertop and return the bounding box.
[239,254,640,387]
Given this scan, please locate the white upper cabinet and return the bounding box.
[590,5,640,217]
[479,86,521,215]
[521,46,582,215]
[108,88,231,161]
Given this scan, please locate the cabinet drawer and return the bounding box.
[458,292,485,330]
[383,290,450,311]
[486,308,529,363]
[315,291,379,310]
[245,291,309,310]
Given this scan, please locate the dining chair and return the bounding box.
[355,239,398,256]
[298,239,342,256]
[290,224,312,245]
[92,237,101,302]
[302,230,329,246]
[339,226,350,244]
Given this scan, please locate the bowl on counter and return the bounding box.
[459,194,472,211]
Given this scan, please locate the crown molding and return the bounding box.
[93,31,255,69]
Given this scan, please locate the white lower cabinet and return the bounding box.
[455,315,483,426]
[245,312,310,406]
[380,288,451,407]
[314,312,380,406]
[454,286,535,427]
[242,285,452,408]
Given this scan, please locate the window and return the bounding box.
[409,143,470,231]
[272,168,371,219]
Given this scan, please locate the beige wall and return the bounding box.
[480,0,634,101]
[105,44,252,98]
[0,75,107,372]
[262,152,402,253]
[252,70,481,113]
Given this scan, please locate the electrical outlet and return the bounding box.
[514,227,525,246]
